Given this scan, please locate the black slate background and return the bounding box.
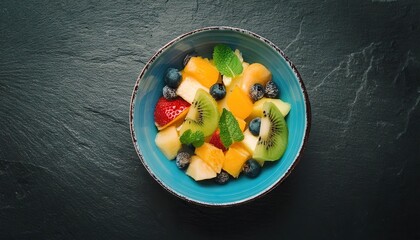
[1,0,419,239]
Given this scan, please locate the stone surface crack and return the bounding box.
[284,18,304,53]
[62,123,94,149]
[310,62,343,93]
[345,56,374,126]
[310,42,377,93]
[396,95,420,140]
[393,50,416,84]
[349,56,374,108]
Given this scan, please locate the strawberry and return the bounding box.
[154,97,190,128]
[209,130,227,151]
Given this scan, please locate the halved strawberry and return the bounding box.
[154,97,190,130]
[209,130,227,152]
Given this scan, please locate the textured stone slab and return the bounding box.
[0,0,419,239]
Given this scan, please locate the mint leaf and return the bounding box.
[190,131,204,147]
[213,44,243,77]
[219,108,244,148]
[180,129,192,144]
[180,129,205,148]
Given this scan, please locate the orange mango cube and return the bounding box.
[235,117,246,132]
[226,86,253,119]
[183,57,220,88]
[223,145,250,178]
[195,142,225,173]
[238,63,272,94]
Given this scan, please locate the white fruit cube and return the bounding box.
[155,126,181,160]
[176,75,209,104]
[186,155,217,181]
[240,129,259,155]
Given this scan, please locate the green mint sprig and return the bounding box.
[219,108,244,148]
[180,129,205,148]
[213,44,243,77]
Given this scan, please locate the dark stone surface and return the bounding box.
[1,0,419,239]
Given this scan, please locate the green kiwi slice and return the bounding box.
[180,89,219,137]
[253,102,288,161]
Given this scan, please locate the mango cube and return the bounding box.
[235,117,246,132]
[226,86,253,119]
[195,142,225,173]
[223,145,250,178]
[183,57,220,88]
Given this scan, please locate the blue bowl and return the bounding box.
[130,27,311,206]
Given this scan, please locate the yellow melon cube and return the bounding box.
[186,155,217,181]
[247,98,291,121]
[226,86,253,119]
[195,142,225,173]
[154,126,181,160]
[183,57,220,88]
[233,130,265,166]
[223,145,250,178]
[237,129,258,155]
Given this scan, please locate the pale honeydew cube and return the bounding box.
[240,129,265,166]
[155,126,181,160]
[248,98,291,121]
[240,129,259,155]
[186,155,217,181]
[274,99,291,117]
[176,76,209,104]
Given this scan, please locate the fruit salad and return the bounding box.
[153,44,291,184]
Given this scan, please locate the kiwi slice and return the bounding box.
[180,89,219,137]
[253,102,288,161]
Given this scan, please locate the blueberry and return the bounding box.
[214,171,230,184]
[183,52,198,66]
[176,152,191,169]
[265,80,279,98]
[179,144,195,155]
[162,85,177,100]
[165,68,181,88]
[249,117,261,136]
[243,159,261,178]
[210,83,226,100]
[250,83,264,101]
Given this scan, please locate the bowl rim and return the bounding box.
[129,26,311,207]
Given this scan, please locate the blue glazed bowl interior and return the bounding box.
[130,27,309,206]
